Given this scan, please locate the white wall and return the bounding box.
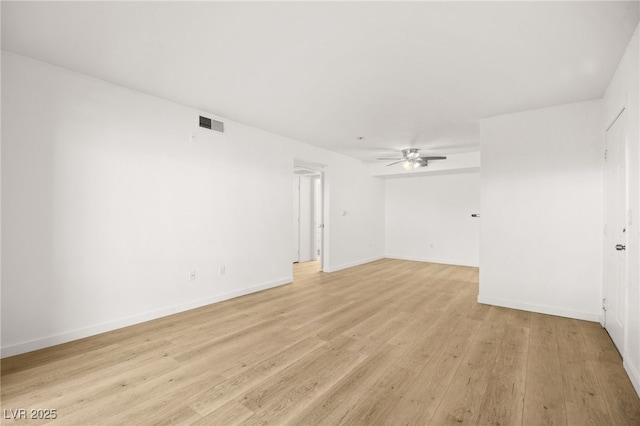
[604,24,640,395]
[1,52,385,356]
[385,172,480,267]
[479,99,604,322]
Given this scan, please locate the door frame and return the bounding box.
[294,159,327,271]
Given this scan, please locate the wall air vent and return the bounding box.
[199,115,224,133]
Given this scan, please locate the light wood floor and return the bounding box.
[2,259,639,425]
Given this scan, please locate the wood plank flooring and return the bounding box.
[2,259,639,425]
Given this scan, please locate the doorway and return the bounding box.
[603,108,627,354]
[293,165,324,271]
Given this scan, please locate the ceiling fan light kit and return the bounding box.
[403,161,420,170]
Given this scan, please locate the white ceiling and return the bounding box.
[2,1,638,162]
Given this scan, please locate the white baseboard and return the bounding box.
[323,255,385,273]
[385,254,479,268]
[1,277,292,358]
[477,295,600,322]
[624,358,640,398]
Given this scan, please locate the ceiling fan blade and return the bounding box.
[420,156,447,161]
[377,157,403,161]
[386,160,405,166]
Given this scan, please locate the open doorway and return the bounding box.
[293,164,324,272]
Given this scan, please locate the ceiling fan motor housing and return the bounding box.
[402,148,421,160]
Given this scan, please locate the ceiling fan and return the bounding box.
[377,148,447,170]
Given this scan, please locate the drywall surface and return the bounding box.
[479,99,604,322]
[385,172,480,267]
[1,52,385,356]
[604,23,640,396]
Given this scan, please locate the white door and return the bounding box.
[603,110,627,352]
[293,176,300,262]
[298,176,313,262]
[313,177,323,260]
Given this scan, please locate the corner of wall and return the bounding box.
[477,295,601,323]
[323,255,385,273]
[385,254,479,268]
[624,358,640,398]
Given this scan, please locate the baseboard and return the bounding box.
[624,358,640,398]
[385,254,479,268]
[477,295,600,322]
[323,255,385,273]
[1,277,293,358]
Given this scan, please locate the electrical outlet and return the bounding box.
[189,270,196,281]
[219,266,226,276]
